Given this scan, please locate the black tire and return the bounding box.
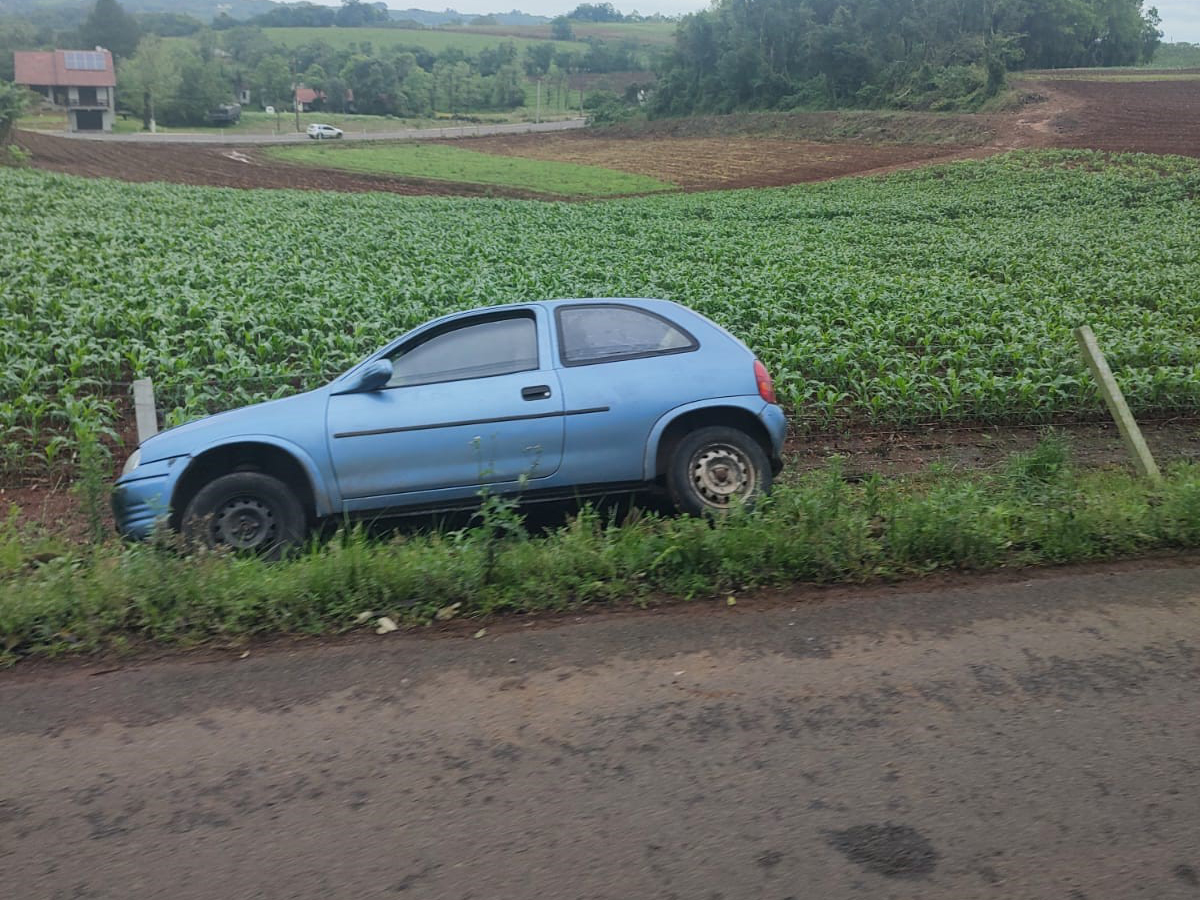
[666,426,772,516]
[181,472,306,558]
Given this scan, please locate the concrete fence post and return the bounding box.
[132,377,158,444]
[1073,325,1161,483]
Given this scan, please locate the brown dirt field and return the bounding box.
[13,76,1200,197]
[1032,78,1200,156]
[437,133,968,190]
[12,131,555,200]
[463,77,1200,184]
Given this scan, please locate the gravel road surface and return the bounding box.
[3,562,1200,899]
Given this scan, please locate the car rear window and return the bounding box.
[557,305,697,366]
[387,314,538,387]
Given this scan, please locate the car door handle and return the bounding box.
[521,385,552,401]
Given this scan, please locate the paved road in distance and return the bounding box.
[30,117,587,144]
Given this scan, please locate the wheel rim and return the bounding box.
[689,443,755,507]
[212,494,277,550]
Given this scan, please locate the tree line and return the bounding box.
[1,0,653,127]
[652,0,1164,114]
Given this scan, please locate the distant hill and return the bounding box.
[0,2,552,24]
[0,0,276,17]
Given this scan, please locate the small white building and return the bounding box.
[13,49,116,132]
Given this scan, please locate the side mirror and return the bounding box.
[341,358,393,394]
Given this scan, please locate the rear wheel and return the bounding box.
[181,472,306,558]
[666,426,771,516]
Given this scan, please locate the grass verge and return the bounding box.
[4,438,1200,665]
[264,141,676,196]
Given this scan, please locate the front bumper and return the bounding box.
[111,456,186,539]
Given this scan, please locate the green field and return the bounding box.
[2,150,1200,473]
[265,142,675,196]
[463,20,678,46]
[261,26,589,55]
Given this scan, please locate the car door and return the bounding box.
[551,303,706,484]
[327,310,564,505]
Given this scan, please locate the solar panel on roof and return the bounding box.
[64,51,106,71]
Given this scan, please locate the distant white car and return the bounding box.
[306,123,344,140]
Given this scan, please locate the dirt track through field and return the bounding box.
[14,75,1200,197]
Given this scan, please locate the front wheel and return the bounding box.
[181,472,306,558]
[666,426,772,516]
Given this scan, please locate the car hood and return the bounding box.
[138,389,327,463]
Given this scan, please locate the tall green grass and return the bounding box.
[4,439,1200,664]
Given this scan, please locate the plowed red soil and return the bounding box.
[1029,77,1200,156]
[13,131,553,199]
[442,134,968,190]
[14,75,1200,197]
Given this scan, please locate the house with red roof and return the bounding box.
[13,49,116,132]
[293,85,354,113]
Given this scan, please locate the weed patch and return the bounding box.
[4,443,1200,664]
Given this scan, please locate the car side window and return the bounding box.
[557,305,697,366]
[386,314,538,388]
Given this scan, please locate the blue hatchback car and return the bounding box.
[113,298,786,553]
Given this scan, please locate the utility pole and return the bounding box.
[536,78,541,124]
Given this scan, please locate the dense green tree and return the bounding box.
[340,55,398,115]
[171,53,231,124]
[477,41,518,77]
[117,34,178,129]
[302,64,328,96]
[80,0,140,62]
[653,0,1162,115]
[0,19,39,81]
[224,27,276,68]
[400,67,433,115]
[253,54,294,111]
[490,62,528,108]
[250,3,336,28]
[524,41,556,76]
[334,1,391,28]
[568,3,625,22]
[0,78,28,144]
[134,12,203,38]
[325,74,350,113]
[551,16,575,41]
[118,38,230,127]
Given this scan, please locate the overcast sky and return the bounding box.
[1153,0,1200,43]
[365,1,1200,43]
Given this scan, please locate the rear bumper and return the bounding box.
[759,402,787,470]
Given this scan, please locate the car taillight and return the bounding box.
[754,360,777,404]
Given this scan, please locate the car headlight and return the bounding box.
[121,449,141,477]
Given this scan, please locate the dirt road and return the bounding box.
[4,562,1200,899]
